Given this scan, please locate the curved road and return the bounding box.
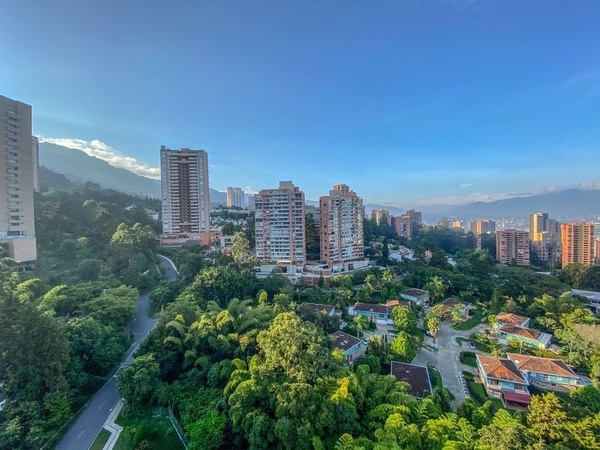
[54,255,178,450]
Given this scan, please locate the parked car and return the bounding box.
[469,342,476,350]
[425,330,433,337]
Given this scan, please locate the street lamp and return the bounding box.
[127,318,137,341]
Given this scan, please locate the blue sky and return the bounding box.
[2,0,599,206]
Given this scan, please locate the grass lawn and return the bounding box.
[453,309,485,331]
[460,351,478,367]
[457,337,491,353]
[90,428,111,450]
[429,366,443,389]
[467,380,505,412]
[114,406,185,450]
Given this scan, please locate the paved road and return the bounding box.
[413,321,486,408]
[54,255,178,450]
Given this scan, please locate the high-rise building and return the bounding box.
[320,184,364,265]
[160,146,210,235]
[561,222,595,267]
[0,95,37,262]
[255,181,306,264]
[467,220,496,235]
[530,212,548,242]
[496,229,530,266]
[32,136,39,192]
[392,209,422,240]
[529,212,560,262]
[226,186,244,208]
[370,209,391,225]
[595,239,600,265]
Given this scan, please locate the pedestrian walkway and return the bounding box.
[100,401,123,450]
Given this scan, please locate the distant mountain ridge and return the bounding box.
[39,142,227,202]
[447,189,600,220]
[39,142,598,219]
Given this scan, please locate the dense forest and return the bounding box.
[0,186,162,448]
[1,186,600,449]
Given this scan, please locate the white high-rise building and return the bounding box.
[320,184,364,265]
[255,181,305,264]
[0,95,37,262]
[160,146,210,234]
[227,186,244,208]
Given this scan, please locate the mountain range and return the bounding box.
[39,142,599,221]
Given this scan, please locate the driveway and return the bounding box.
[54,255,178,450]
[413,321,487,408]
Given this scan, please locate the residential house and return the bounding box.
[390,361,433,399]
[330,331,364,364]
[439,298,472,320]
[493,312,531,329]
[497,324,552,350]
[400,288,429,305]
[298,302,336,316]
[507,353,583,391]
[476,354,531,407]
[351,301,410,324]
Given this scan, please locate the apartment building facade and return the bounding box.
[561,222,595,267]
[160,146,210,235]
[392,209,422,240]
[254,181,306,264]
[496,229,530,266]
[320,184,364,265]
[0,95,37,262]
[226,186,244,208]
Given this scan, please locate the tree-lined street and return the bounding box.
[54,255,178,450]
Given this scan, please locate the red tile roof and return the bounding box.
[499,324,541,340]
[507,353,579,379]
[476,354,528,384]
[502,390,532,404]
[390,361,432,398]
[330,331,362,352]
[496,312,530,326]
[386,299,412,308]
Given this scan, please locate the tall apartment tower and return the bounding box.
[226,186,244,208]
[160,146,210,234]
[320,184,364,265]
[32,136,39,192]
[0,95,37,262]
[393,209,422,240]
[467,220,496,235]
[370,209,391,225]
[560,222,595,267]
[254,181,305,264]
[496,229,530,266]
[530,212,549,242]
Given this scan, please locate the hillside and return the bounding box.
[448,189,600,220]
[39,142,227,202]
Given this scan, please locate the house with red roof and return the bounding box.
[507,353,583,391]
[476,354,531,408]
[497,323,552,350]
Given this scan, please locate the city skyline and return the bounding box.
[2,1,600,205]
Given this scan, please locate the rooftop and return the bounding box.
[507,353,579,379]
[499,324,552,345]
[476,354,528,384]
[401,288,428,297]
[330,331,362,352]
[298,302,335,315]
[439,298,471,309]
[385,299,412,308]
[390,361,432,399]
[496,312,530,327]
[353,302,389,315]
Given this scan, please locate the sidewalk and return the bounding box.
[100,401,124,450]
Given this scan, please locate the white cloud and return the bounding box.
[39,137,161,180]
[459,183,475,188]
